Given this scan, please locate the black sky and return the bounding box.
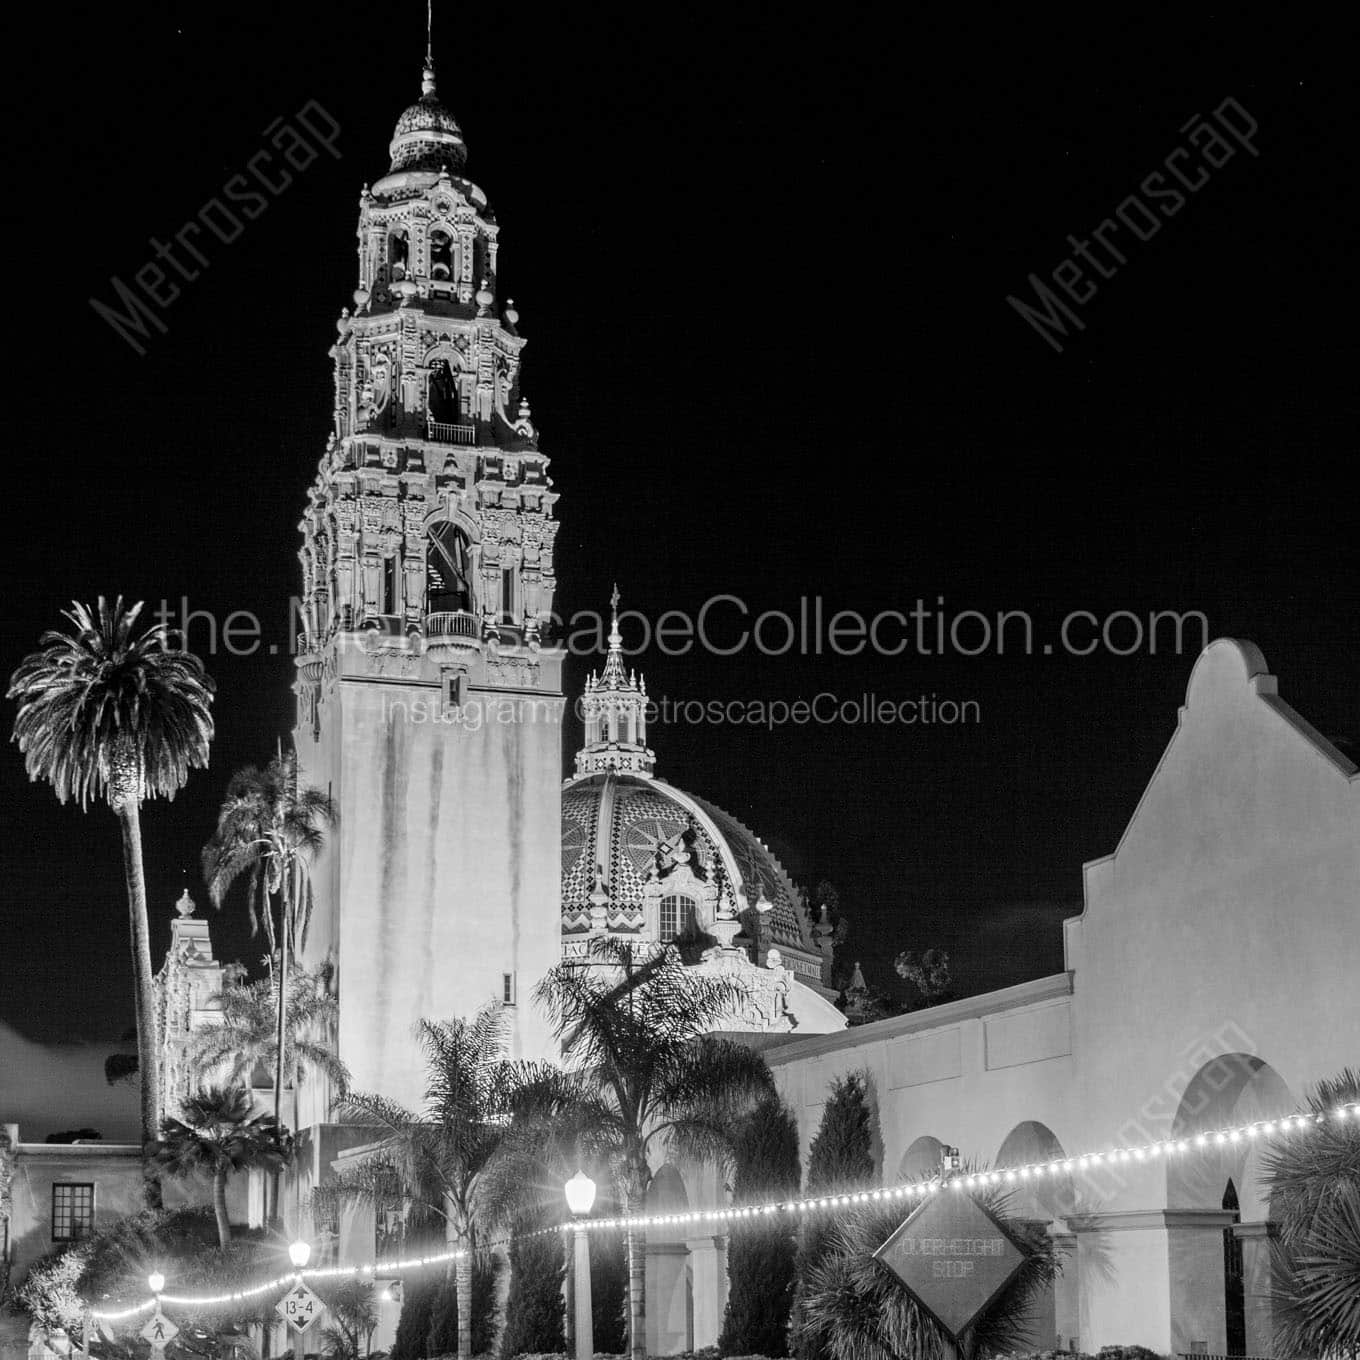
[2,5,1356,1042]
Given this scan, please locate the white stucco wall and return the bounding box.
[763,639,1359,1353]
[298,667,566,1112]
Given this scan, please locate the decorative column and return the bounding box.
[686,1234,723,1348]
[1049,1228,1079,1351]
[644,1241,691,1356]
[1233,1221,1278,1356]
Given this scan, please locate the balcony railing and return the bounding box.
[426,418,477,446]
[425,610,481,643]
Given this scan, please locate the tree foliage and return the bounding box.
[795,1072,877,1359]
[184,964,350,1101]
[8,597,215,1206]
[426,1256,499,1357]
[8,597,214,811]
[799,1196,1056,1360]
[719,1094,801,1357]
[526,937,775,1360]
[894,948,954,1010]
[325,1005,551,1360]
[1263,1067,1360,1358]
[18,1207,278,1348]
[390,1275,439,1360]
[498,1215,565,1359]
[200,750,336,960]
[150,1086,292,1248]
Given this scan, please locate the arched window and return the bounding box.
[427,523,472,614]
[427,360,460,423]
[658,895,696,942]
[389,229,410,275]
[429,229,454,280]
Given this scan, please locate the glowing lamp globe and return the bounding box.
[289,1240,311,1269]
[148,1271,166,1295]
[564,1170,596,1217]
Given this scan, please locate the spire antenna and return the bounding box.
[421,0,437,96]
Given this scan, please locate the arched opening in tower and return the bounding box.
[427,360,460,424]
[427,522,472,615]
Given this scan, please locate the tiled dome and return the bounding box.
[561,770,816,955]
[388,66,467,174]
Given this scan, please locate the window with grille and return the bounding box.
[658,895,696,942]
[51,1183,94,1242]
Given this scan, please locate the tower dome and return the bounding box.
[388,61,467,175]
[560,593,843,1035]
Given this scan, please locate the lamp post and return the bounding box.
[147,1271,166,1298]
[288,1241,311,1360]
[564,1171,596,1360]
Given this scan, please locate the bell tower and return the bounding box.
[293,46,564,1114]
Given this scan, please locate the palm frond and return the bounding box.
[9,597,214,809]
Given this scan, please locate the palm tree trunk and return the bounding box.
[212,1167,231,1249]
[271,884,289,1227]
[115,797,162,1209]
[455,1251,472,1360]
[625,1191,645,1360]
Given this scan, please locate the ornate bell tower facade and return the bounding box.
[293,54,564,1114]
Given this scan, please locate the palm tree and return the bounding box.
[8,597,215,1206]
[150,1086,293,1249]
[200,752,336,1146]
[325,1005,541,1360]
[799,1193,1057,1360]
[1263,1068,1360,1358]
[319,1280,378,1360]
[183,963,351,1109]
[530,937,776,1360]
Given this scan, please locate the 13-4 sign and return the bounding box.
[276,1282,325,1334]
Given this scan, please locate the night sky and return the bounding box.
[3,7,1356,1043]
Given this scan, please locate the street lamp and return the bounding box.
[147,1271,166,1297]
[564,1172,596,1360]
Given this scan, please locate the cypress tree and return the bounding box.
[391,1275,438,1360]
[718,1094,801,1357]
[498,1222,566,1358]
[427,1256,499,1357]
[793,1071,876,1360]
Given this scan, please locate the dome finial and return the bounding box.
[422,0,436,94]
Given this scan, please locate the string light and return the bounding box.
[564,1101,1359,1236]
[88,1250,466,1321]
[85,1100,1357,1318]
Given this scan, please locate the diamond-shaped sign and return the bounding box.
[874,1190,1029,1340]
[276,1281,325,1335]
[140,1310,179,1349]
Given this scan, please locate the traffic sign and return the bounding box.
[276,1281,325,1334]
[141,1309,179,1350]
[874,1190,1029,1340]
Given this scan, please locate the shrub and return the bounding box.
[719,1096,800,1358]
[793,1072,876,1359]
[391,1275,439,1360]
[18,1207,278,1343]
[499,1226,565,1359]
[427,1256,500,1357]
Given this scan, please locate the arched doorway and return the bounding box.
[996,1120,1074,1352]
[1168,1053,1293,1354]
[1222,1179,1245,1356]
[645,1165,694,1356]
